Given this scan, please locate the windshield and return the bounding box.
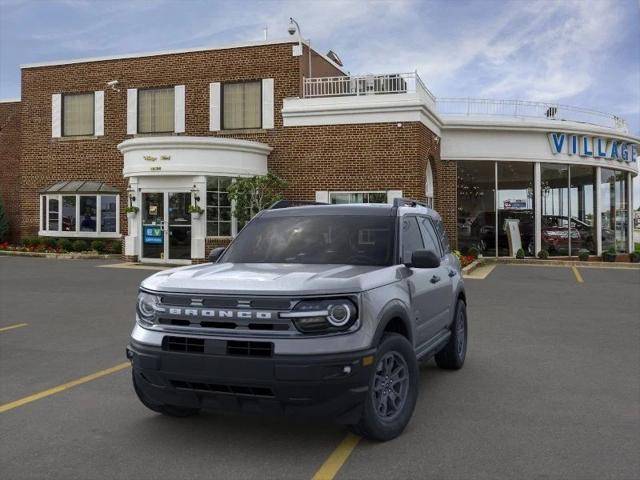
[221,215,396,266]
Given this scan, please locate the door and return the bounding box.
[141,192,192,262]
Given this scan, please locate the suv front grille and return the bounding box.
[163,336,204,353]
[162,336,274,357]
[170,380,274,397]
[227,341,273,357]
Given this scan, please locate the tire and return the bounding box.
[132,371,201,418]
[350,333,419,442]
[435,300,467,370]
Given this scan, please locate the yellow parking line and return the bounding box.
[572,266,584,283]
[0,362,131,414]
[311,433,361,480]
[0,323,28,333]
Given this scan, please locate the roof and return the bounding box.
[41,181,120,194]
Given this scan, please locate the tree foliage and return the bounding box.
[0,195,9,242]
[227,173,288,224]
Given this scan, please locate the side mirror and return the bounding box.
[208,247,225,263]
[407,249,440,269]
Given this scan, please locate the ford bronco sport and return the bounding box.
[127,198,468,441]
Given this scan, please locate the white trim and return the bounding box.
[315,191,329,203]
[386,190,403,204]
[51,94,61,138]
[534,162,542,255]
[94,90,104,136]
[38,231,121,239]
[127,88,137,135]
[209,82,221,131]
[628,172,633,253]
[174,85,185,133]
[262,78,274,129]
[20,38,300,69]
[0,98,20,103]
[595,167,602,256]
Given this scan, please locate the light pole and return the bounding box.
[288,17,312,79]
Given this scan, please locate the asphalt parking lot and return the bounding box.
[1,257,639,480]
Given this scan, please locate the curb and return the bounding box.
[0,250,120,260]
[477,257,640,269]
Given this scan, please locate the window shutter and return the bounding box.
[127,88,137,135]
[94,91,104,136]
[262,78,274,129]
[51,94,61,138]
[315,191,329,203]
[386,190,403,204]
[174,85,185,133]
[209,82,221,131]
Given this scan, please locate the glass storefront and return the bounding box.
[497,162,534,256]
[457,161,496,256]
[540,164,570,255]
[569,165,597,254]
[601,169,628,253]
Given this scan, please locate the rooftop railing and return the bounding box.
[434,98,628,132]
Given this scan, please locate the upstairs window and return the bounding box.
[222,81,261,129]
[63,92,94,136]
[138,87,174,133]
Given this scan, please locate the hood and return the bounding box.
[141,262,400,296]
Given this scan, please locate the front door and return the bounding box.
[141,192,191,263]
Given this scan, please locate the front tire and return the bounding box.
[350,333,419,441]
[132,371,201,418]
[435,300,467,370]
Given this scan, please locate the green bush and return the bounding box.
[577,249,590,261]
[0,195,9,242]
[537,249,549,260]
[467,247,479,258]
[41,237,58,249]
[91,240,106,253]
[107,240,122,254]
[59,238,74,252]
[630,251,640,263]
[515,248,525,259]
[72,239,89,252]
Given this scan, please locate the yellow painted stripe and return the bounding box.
[0,362,131,414]
[311,433,361,480]
[0,323,28,333]
[572,266,584,283]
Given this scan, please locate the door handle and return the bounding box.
[448,269,457,277]
[430,275,441,284]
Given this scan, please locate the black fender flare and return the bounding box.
[371,299,414,347]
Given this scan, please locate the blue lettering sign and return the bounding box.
[580,136,593,156]
[609,140,619,160]
[620,143,628,162]
[549,133,565,154]
[596,138,607,157]
[631,144,638,162]
[569,135,579,155]
[144,226,163,245]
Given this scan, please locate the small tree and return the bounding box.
[0,196,9,242]
[227,173,288,224]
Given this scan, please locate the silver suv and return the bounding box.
[127,199,467,441]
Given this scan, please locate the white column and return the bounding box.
[628,172,634,253]
[191,175,207,260]
[534,162,542,256]
[595,167,602,256]
[124,177,140,258]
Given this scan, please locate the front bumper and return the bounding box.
[127,339,376,423]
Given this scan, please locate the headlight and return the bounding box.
[136,291,161,326]
[281,298,358,334]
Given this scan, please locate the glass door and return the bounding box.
[141,193,165,260]
[167,192,192,260]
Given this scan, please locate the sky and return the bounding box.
[1,0,638,205]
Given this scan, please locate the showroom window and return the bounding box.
[457,161,496,256]
[39,181,120,237]
[206,177,233,236]
[62,92,94,136]
[601,168,628,253]
[222,81,261,129]
[497,162,534,256]
[329,192,388,204]
[138,87,175,133]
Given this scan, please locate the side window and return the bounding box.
[434,219,451,253]
[401,217,424,264]
[418,217,442,257]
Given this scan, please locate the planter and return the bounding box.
[630,252,640,263]
[602,253,617,262]
[127,212,137,222]
[191,212,202,220]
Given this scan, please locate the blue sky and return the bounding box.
[1,0,638,203]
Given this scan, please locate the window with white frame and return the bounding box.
[63,92,94,136]
[329,192,388,204]
[425,160,434,208]
[206,177,233,236]
[138,87,175,133]
[222,81,261,129]
[39,181,120,237]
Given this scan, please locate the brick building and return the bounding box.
[0,38,637,262]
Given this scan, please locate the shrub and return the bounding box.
[41,237,58,249]
[515,248,525,259]
[22,237,35,247]
[72,239,88,252]
[467,247,479,258]
[59,238,74,252]
[107,240,122,254]
[0,195,9,243]
[630,251,640,263]
[537,249,549,260]
[91,240,106,253]
[603,245,617,262]
[577,249,590,261]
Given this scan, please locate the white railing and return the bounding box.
[436,97,628,132]
[303,72,435,101]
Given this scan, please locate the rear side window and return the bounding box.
[401,217,424,264]
[418,217,442,257]
[434,219,451,253]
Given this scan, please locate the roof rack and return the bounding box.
[392,197,431,209]
[269,200,328,209]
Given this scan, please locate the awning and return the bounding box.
[41,181,120,194]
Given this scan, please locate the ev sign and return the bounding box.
[548,132,638,163]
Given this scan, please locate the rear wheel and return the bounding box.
[350,333,418,441]
[132,371,200,417]
[435,300,467,370]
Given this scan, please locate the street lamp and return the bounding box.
[288,17,312,78]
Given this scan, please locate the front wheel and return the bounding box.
[350,333,419,441]
[132,371,201,418]
[435,300,467,370]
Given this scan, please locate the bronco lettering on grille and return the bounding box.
[161,308,273,320]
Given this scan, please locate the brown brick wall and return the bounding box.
[0,101,21,242]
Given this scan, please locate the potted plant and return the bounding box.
[630,247,640,263]
[577,249,590,262]
[125,206,139,221]
[515,248,525,259]
[188,204,204,219]
[537,249,549,260]
[603,246,617,262]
